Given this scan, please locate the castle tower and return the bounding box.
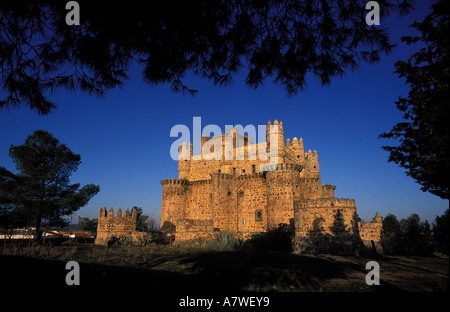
[304,149,320,178]
[291,137,305,164]
[178,142,191,179]
[266,119,285,164]
[265,163,302,229]
[266,120,272,153]
[160,179,188,232]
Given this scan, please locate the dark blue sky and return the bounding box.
[0,0,447,224]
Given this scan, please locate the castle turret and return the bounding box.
[277,120,285,163]
[266,119,285,164]
[304,149,320,178]
[178,142,191,179]
[265,163,302,229]
[266,120,272,153]
[291,137,305,164]
[160,179,189,233]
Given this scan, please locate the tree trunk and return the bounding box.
[35,212,43,243]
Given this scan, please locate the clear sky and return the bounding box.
[0,0,447,225]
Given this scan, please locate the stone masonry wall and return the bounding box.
[175,219,215,241]
[294,198,359,237]
[95,207,139,245]
[359,213,383,242]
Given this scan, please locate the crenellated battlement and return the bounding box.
[160,179,190,186]
[95,207,139,245]
[295,198,356,210]
[98,206,137,220]
[261,163,302,172]
[211,172,266,180]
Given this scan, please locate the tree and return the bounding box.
[0,0,412,115]
[380,0,449,199]
[132,206,150,232]
[0,130,100,241]
[330,209,349,237]
[78,216,97,233]
[399,213,433,255]
[432,209,449,255]
[381,213,402,253]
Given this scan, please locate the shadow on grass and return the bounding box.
[0,249,407,292]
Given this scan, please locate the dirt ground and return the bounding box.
[1,244,448,293]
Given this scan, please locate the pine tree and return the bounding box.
[380,0,449,199]
[0,130,100,241]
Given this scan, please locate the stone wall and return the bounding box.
[293,199,383,255]
[95,207,139,245]
[293,198,363,255]
[294,198,359,236]
[175,219,215,241]
[359,212,383,243]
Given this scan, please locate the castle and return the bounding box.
[159,120,382,253]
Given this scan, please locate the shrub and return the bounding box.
[243,223,294,253]
[107,235,133,246]
[135,236,153,246]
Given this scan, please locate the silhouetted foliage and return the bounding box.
[0,0,413,115]
[295,210,365,256]
[432,209,449,255]
[380,0,449,199]
[330,209,349,237]
[381,213,402,254]
[0,130,100,241]
[243,223,294,253]
[78,217,97,233]
[400,214,433,255]
[381,212,447,256]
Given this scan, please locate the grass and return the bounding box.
[0,242,448,292]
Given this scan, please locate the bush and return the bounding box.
[135,236,153,246]
[204,231,243,249]
[243,224,294,253]
[107,235,133,246]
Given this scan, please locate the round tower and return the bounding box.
[178,142,191,179]
[265,163,302,229]
[160,179,188,233]
[266,119,285,164]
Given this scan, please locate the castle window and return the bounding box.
[252,165,256,173]
[228,191,231,197]
[239,191,244,200]
[218,170,221,174]
[255,210,263,221]
[233,168,236,175]
[242,169,246,174]
[242,218,246,225]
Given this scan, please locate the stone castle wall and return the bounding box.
[294,198,359,237]
[95,207,141,245]
[359,213,383,242]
